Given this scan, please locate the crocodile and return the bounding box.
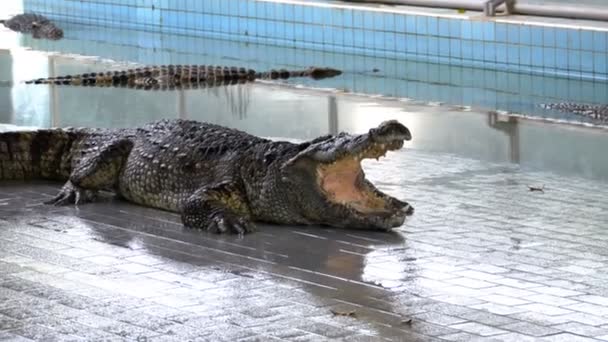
[0,119,414,234]
[539,102,608,124]
[24,65,343,91]
[0,13,63,40]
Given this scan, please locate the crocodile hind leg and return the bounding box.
[46,138,134,206]
[181,182,256,235]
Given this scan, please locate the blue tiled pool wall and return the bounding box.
[21,21,607,126]
[23,0,608,84]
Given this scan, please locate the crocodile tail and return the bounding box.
[25,72,123,86]
[0,128,77,181]
[255,67,342,81]
[23,67,159,87]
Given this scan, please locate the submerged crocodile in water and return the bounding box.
[23,65,343,90]
[0,13,63,40]
[0,119,413,234]
[539,102,608,124]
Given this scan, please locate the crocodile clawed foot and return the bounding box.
[44,181,97,206]
[207,214,256,235]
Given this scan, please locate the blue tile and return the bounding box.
[496,43,507,63]
[507,24,520,44]
[295,23,305,41]
[385,31,396,51]
[461,20,473,39]
[210,0,220,14]
[417,36,428,55]
[428,17,438,36]
[322,26,332,44]
[274,3,284,21]
[383,12,394,31]
[594,53,607,74]
[428,37,439,56]
[405,15,416,33]
[363,11,374,30]
[416,16,427,35]
[247,1,256,17]
[310,6,322,25]
[495,23,507,43]
[321,7,332,26]
[531,46,544,67]
[555,28,568,49]
[568,30,580,49]
[239,0,249,16]
[229,1,238,16]
[569,50,581,71]
[257,18,267,37]
[344,28,354,46]
[581,51,594,72]
[519,25,531,45]
[520,46,531,66]
[593,31,607,53]
[484,42,496,62]
[284,22,295,41]
[581,31,593,51]
[406,34,417,54]
[438,18,449,37]
[395,33,406,52]
[343,9,353,27]
[450,39,461,58]
[438,37,449,56]
[256,1,266,19]
[531,27,543,46]
[366,30,380,49]
[555,48,568,70]
[462,40,473,59]
[354,10,363,27]
[473,41,484,60]
[202,14,214,31]
[353,29,365,47]
[542,27,555,47]
[449,20,461,38]
[229,16,239,34]
[543,47,556,69]
[266,18,276,37]
[507,44,519,64]
[311,23,323,43]
[471,21,483,41]
[483,22,495,41]
[285,4,294,22]
[395,14,406,32]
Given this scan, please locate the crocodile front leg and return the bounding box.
[46,138,133,205]
[181,182,256,235]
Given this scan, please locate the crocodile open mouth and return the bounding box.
[317,140,404,214]
[282,119,412,230]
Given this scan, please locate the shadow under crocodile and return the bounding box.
[1,182,424,334]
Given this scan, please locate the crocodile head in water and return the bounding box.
[279,120,413,231]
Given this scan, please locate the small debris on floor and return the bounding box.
[330,309,357,317]
[229,269,254,278]
[401,318,413,325]
[528,185,545,192]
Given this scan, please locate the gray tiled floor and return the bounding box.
[2,149,608,341]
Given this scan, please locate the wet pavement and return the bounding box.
[2,141,608,341]
[2,31,608,342]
